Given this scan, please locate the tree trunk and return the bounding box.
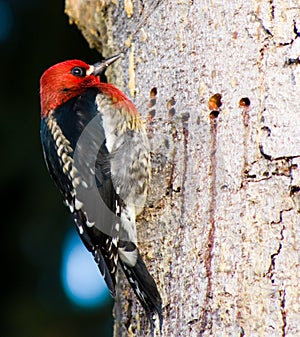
[65,1,300,336]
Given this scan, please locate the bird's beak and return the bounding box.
[91,54,122,76]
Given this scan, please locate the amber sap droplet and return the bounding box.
[208,93,222,111]
[167,97,176,110]
[239,97,251,108]
[209,110,220,119]
[148,87,157,116]
[150,87,157,98]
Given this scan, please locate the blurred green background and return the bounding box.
[1,1,114,336]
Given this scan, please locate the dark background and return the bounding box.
[1,1,113,336]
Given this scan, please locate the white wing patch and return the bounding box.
[86,220,95,227]
[74,198,83,210]
[118,247,138,267]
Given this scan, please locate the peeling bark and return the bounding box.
[65,1,300,336]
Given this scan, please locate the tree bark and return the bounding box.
[65,1,300,336]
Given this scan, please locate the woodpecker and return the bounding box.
[39,54,162,333]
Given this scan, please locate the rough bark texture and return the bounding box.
[65,1,300,336]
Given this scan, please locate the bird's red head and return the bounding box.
[40,55,123,117]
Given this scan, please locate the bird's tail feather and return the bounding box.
[120,251,163,335]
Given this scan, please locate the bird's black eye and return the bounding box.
[71,67,86,77]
